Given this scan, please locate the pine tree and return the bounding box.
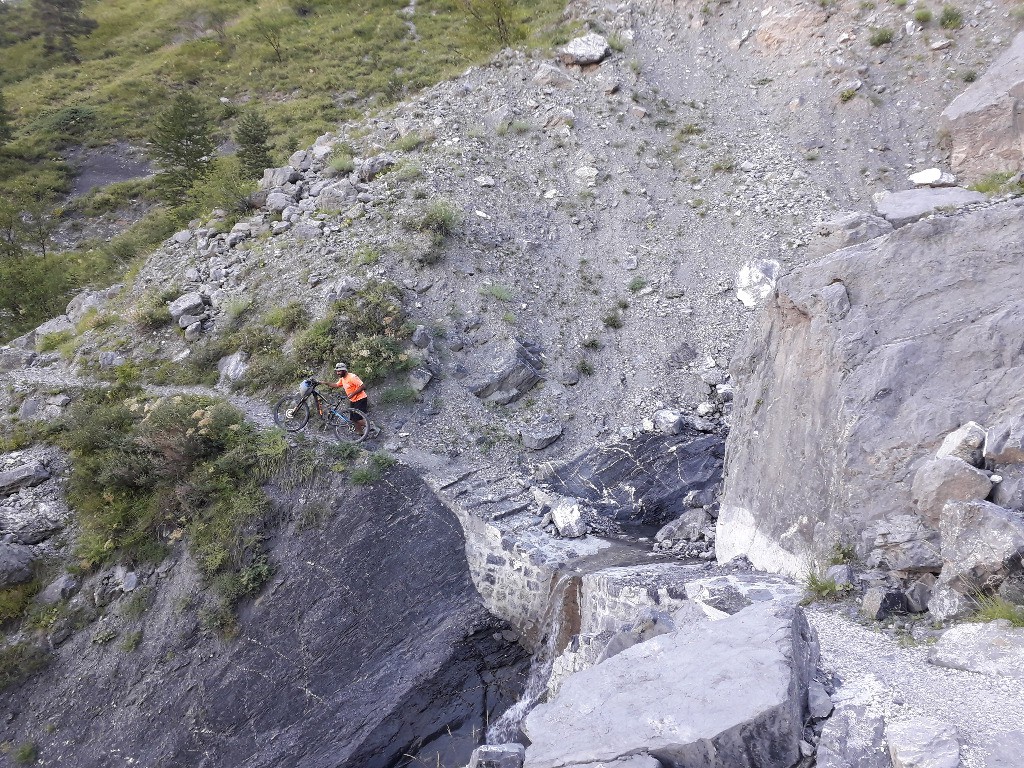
[234,110,273,180]
[32,0,97,63]
[150,93,215,205]
[0,91,13,149]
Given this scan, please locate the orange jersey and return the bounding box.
[334,372,367,402]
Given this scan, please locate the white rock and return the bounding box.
[908,168,957,187]
[886,716,960,768]
[736,259,781,307]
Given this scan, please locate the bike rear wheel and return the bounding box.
[273,396,310,431]
[332,408,371,444]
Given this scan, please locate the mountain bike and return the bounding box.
[273,378,371,443]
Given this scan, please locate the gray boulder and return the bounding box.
[656,509,710,543]
[551,497,587,538]
[357,153,396,182]
[523,603,816,768]
[652,409,683,435]
[940,30,1024,179]
[65,289,107,324]
[168,292,205,321]
[886,717,960,768]
[867,515,942,573]
[0,543,36,589]
[993,467,1024,510]
[912,457,992,526]
[34,315,73,340]
[684,573,803,618]
[408,367,432,392]
[927,580,978,621]
[938,499,1024,594]
[985,415,1024,464]
[533,63,573,88]
[904,575,936,613]
[930,620,1024,679]
[936,422,987,467]
[873,187,986,228]
[717,202,1024,576]
[0,347,35,372]
[37,573,79,605]
[521,419,563,451]
[811,211,893,256]
[466,341,543,406]
[259,165,300,190]
[315,181,356,211]
[558,33,611,66]
[0,462,50,496]
[217,351,249,387]
[807,680,834,719]
[861,586,907,621]
[816,700,889,768]
[266,191,294,213]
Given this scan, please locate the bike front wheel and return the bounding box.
[273,396,310,431]
[332,408,371,444]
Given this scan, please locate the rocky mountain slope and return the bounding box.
[3,0,1024,767]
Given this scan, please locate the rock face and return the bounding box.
[940,30,1024,179]
[886,717,960,768]
[523,603,817,768]
[1,466,528,767]
[717,202,1024,576]
[873,187,985,227]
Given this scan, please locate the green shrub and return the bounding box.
[350,465,381,485]
[265,302,310,332]
[0,581,41,625]
[329,149,355,174]
[37,330,74,353]
[186,156,257,219]
[133,293,172,329]
[413,199,461,242]
[826,542,856,565]
[970,171,1024,195]
[120,630,143,652]
[939,4,963,28]
[868,27,895,45]
[52,388,290,611]
[389,131,433,153]
[839,88,858,103]
[602,311,624,329]
[914,7,933,22]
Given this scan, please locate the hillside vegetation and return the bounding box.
[0,0,573,341]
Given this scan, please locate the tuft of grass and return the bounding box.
[802,573,850,604]
[12,741,38,765]
[264,301,310,333]
[827,542,856,566]
[602,310,624,329]
[914,7,933,22]
[973,595,1024,627]
[481,283,514,302]
[577,358,594,376]
[961,69,977,83]
[939,4,963,28]
[839,88,858,103]
[120,630,143,652]
[389,130,433,153]
[0,581,42,625]
[37,329,75,353]
[969,171,1024,195]
[378,385,419,405]
[0,642,51,692]
[868,27,895,46]
[627,276,648,293]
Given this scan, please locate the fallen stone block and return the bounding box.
[558,33,610,66]
[930,620,1024,680]
[0,462,50,496]
[523,603,817,768]
[911,457,992,527]
[873,187,986,228]
[936,421,986,466]
[986,414,1024,464]
[939,499,1024,594]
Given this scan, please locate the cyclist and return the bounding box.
[325,362,369,434]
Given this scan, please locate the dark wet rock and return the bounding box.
[541,430,724,528]
[0,543,36,589]
[861,587,907,621]
[1,466,529,768]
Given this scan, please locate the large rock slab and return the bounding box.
[874,187,985,228]
[816,684,889,768]
[911,456,992,526]
[938,499,1024,594]
[558,34,610,66]
[886,717,960,768]
[465,341,544,406]
[930,620,1024,680]
[985,414,1024,464]
[523,603,817,768]
[940,31,1024,179]
[810,211,894,257]
[717,202,1024,576]
[0,461,50,496]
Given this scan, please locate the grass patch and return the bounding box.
[939,4,963,28]
[389,130,433,153]
[801,573,850,604]
[378,385,419,405]
[577,358,594,376]
[481,283,514,302]
[12,741,38,765]
[914,7,933,22]
[839,88,858,103]
[50,386,291,617]
[627,276,647,293]
[868,27,895,46]
[969,171,1024,195]
[120,629,143,652]
[0,580,42,625]
[973,594,1024,627]
[0,642,50,692]
[264,301,309,333]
